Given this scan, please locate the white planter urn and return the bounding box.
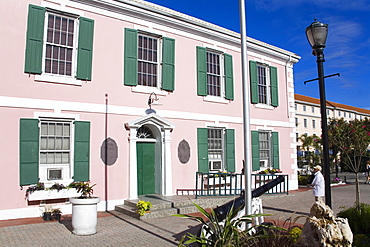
[70,197,100,235]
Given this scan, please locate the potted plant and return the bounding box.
[26,182,45,198]
[52,208,62,222]
[69,181,100,235]
[41,205,53,221]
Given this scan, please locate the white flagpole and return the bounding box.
[238,0,252,229]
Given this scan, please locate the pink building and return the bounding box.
[0,0,300,220]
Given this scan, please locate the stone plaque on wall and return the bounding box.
[101,137,118,166]
[178,139,190,164]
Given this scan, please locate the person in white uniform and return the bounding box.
[310,165,325,203]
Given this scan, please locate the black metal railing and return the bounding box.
[195,172,289,198]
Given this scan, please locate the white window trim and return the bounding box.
[35,74,82,86]
[41,2,85,17]
[256,63,271,106]
[207,128,225,172]
[33,112,80,185]
[38,118,74,184]
[134,25,166,37]
[253,103,274,110]
[204,48,230,100]
[135,30,163,90]
[204,95,229,104]
[35,5,84,86]
[131,85,168,96]
[258,130,272,168]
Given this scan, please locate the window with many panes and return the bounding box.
[20,118,90,186]
[44,14,75,76]
[124,28,175,92]
[24,5,94,83]
[208,128,223,171]
[206,50,223,97]
[251,131,279,171]
[257,64,268,104]
[196,47,234,100]
[312,119,316,129]
[249,61,278,106]
[137,33,159,87]
[197,128,235,173]
[40,120,71,180]
[259,131,270,167]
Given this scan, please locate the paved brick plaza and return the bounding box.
[1,172,369,246]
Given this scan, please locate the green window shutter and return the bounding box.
[197,128,209,172]
[161,37,175,91]
[24,5,45,74]
[20,119,39,186]
[270,66,278,107]
[124,28,138,86]
[251,131,260,171]
[249,61,258,104]
[76,17,94,81]
[196,46,207,96]
[225,129,235,172]
[74,121,90,182]
[272,132,280,169]
[224,53,234,100]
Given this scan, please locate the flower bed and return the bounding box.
[26,182,80,201]
[28,188,80,201]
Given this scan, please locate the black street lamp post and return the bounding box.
[305,20,332,208]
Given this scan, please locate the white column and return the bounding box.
[163,129,172,196]
[129,128,138,199]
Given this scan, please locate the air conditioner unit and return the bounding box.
[259,160,268,168]
[48,168,62,180]
[209,160,222,171]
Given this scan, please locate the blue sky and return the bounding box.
[145,0,370,109]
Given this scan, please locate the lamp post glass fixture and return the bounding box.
[305,20,332,208]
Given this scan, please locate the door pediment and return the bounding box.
[125,113,175,131]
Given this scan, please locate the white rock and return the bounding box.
[298,201,353,247]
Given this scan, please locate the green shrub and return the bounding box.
[174,202,303,247]
[337,203,370,234]
[175,202,268,246]
[298,175,308,185]
[353,234,370,247]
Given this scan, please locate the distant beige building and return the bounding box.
[295,94,370,152]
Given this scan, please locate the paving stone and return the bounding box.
[1,172,369,246]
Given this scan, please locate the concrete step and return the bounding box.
[175,205,200,215]
[114,203,178,220]
[116,195,238,220]
[124,199,172,210]
[140,207,178,220]
[115,204,140,219]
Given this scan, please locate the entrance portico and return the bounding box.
[125,113,175,199]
